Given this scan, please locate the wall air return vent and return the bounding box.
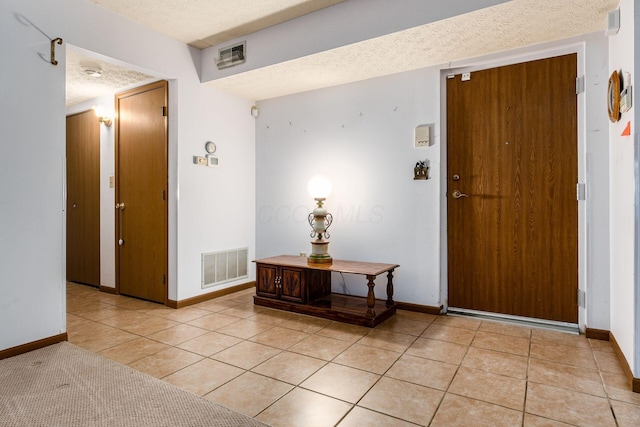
[202,247,249,288]
[216,41,245,69]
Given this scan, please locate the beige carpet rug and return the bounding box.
[0,342,269,426]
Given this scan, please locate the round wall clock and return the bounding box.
[608,70,621,123]
[205,141,217,154]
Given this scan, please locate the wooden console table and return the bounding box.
[253,255,399,327]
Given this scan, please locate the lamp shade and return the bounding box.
[307,175,332,199]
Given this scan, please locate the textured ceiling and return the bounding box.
[206,0,619,100]
[68,0,618,105]
[66,47,156,107]
[87,0,345,48]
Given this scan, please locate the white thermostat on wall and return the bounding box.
[205,141,217,154]
[415,124,432,148]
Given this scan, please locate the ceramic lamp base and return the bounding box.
[308,254,332,265]
[308,240,332,265]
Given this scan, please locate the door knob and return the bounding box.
[72,204,77,208]
[452,190,468,199]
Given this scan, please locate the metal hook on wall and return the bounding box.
[13,13,64,66]
[50,37,63,66]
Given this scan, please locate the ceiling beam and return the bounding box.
[200,0,510,84]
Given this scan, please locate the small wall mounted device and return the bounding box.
[605,9,620,36]
[415,124,433,148]
[205,141,218,167]
[194,141,219,167]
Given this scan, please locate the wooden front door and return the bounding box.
[115,81,168,303]
[66,110,100,286]
[447,54,578,323]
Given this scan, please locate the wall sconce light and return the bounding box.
[98,116,112,127]
[92,105,113,127]
[307,175,333,265]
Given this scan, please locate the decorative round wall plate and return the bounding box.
[205,141,217,154]
[608,70,621,123]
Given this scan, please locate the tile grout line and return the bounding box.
[67,284,636,425]
[424,324,478,426]
[253,317,431,425]
[522,328,532,427]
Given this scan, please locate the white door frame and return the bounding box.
[439,41,588,331]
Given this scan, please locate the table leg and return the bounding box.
[386,269,395,307]
[366,275,376,317]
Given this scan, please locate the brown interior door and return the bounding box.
[66,110,100,286]
[115,81,168,303]
[447,54,578,323]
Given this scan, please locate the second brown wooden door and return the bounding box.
[66,110,100,287]
[115,81,168,303]
[447,54,578,323]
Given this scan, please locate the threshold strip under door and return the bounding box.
[446,307,580,335]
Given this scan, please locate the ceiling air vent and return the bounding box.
[216,41,245,69]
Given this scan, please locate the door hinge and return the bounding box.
[162,106,167,116]
[576,76,585,94]
[162,274,166,285]
[162,190,166,201]
[576,183,586,201]
[577,289,585,308]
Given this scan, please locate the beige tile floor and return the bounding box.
[66,282,640,426]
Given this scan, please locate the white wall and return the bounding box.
[257,68,441,304]
[1,0,67,350]
[175,85,256,300]
[609,0,636,374]
[635,0,640,380]
[1,0,256,350]
[256,35,612,323]
[584,34,612,331]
